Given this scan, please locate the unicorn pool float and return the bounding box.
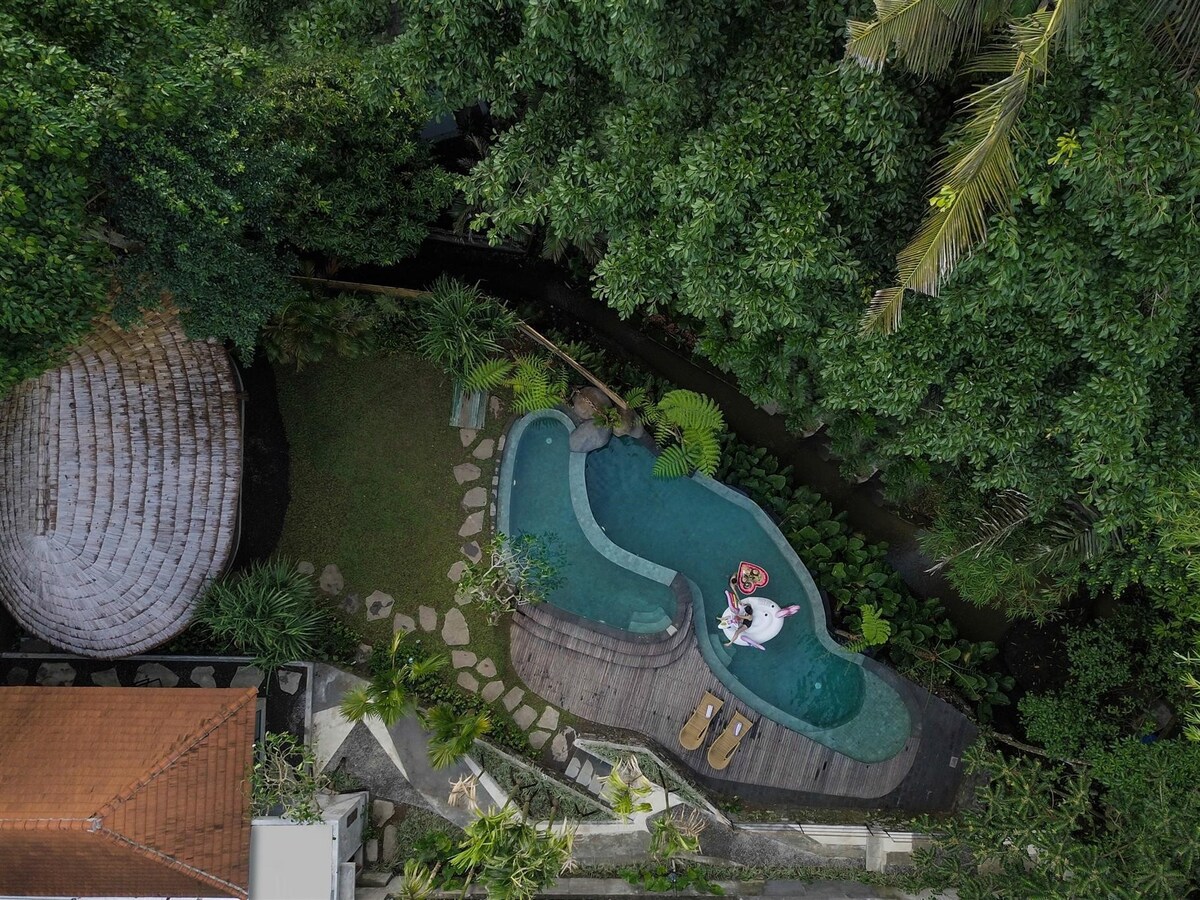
[718,562,802,650]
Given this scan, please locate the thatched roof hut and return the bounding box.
[0,312,242,657]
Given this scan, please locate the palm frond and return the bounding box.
[339,686,375,723]
[657,389,725,433]
[927,489,1031,573]
[1143,0,1200,82]
[846,0,999,77]
[860,2,1083,334]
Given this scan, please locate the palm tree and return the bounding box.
[603,756,654,822]
[421,704,492,769]
[450,804,576,900]
[339,632,448,727]
[846,0,1200,334]
[649,808,708,862]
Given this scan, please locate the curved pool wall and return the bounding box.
[498,409,911,763]
[496,410,679,633]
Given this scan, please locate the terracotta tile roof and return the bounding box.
[0,686,257,898]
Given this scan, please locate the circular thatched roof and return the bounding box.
[0,312,242,657]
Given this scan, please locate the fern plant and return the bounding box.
[845,603,892,653]
[466,353,568,413]
[643,389,725,478]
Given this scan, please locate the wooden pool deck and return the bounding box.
[511,601,977,812]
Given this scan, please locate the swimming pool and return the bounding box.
[498,409,911,762]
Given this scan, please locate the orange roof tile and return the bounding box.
[0,686,257,898]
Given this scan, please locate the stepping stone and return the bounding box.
[394,613,416,634]
[231,665,264,689]
[92,668,121,687]
[442,609,470,646]
[135,663,179,688]
[481,680,505,703]
[458,511,484,537]
[514,705,538,730]
[529,730,551,750]
[354,644,373,666]
[490,395,502,417]
[453,463,482,484]
[575,760,594,785]
[536,707,559,731]
[447,561,466,583]
[371,800,395,828]
[319,564,344,595]
[497,434,505,453]
[297,560,315,576]
[588,777,605,795]
[452,650,478,669]
[502,687,525,712]
[36,662,75,686]
[190,665,216,688]
[5,667,28,685]
[459,428,478,448]
[457,672,479,693]
[278,670,302,694]
[455,591,473,606]
[565,759,581,779]
[418,606,437,632]
[551,732,569,763]
[382,823,399,862]
[365,838,379,865]
[472,438,495,460]
[341,593,360,615]
[365,591,394,621]
[489,503,496,519]
[462,541,482,563]
[475,658,497,678]
[462,487,487,509]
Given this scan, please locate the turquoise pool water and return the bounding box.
[498,410,911,762]
[501,414,677,632]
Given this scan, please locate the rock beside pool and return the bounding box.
[572,386,611,418]
[569,420,611,453]
[613,407,646,439]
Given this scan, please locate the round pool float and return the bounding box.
[719,591,801,650]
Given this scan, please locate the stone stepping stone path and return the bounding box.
[502,687,525,712]
[190,666,216,688]
[365,591,394,621]
[458,511,484,538]
[135,663,179,688]
[460,428,478,448]
[297,560,315,575]
[418,606,437,632]
[529,730,551,750]
[231,665,264,689]
[482,680,505,703]
[442,609,470,646]
[320,564,344,595]
[472,439,495,460]
[394,613,416,634]
[36,662,75,686]
[453,463,481,484]
[461,541,482,563]
[513,705,538,730]
[452,650,478,669]
[278,670,302,694]
[457,672,480,693]
[93,668,121,687]
[447,561,466,583]
[462,487,487,509]
[476,657,496,678]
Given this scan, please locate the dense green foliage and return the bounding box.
[918,740,1200,898]
[197,558,342,670]
[0,0,448,389]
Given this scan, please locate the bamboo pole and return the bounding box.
[292,275,628,409]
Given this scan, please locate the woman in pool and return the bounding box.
[723,575,754,647]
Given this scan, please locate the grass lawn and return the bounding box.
[275,352,520,705]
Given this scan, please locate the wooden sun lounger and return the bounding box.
[678,691,724,751]
[706,711,754,770]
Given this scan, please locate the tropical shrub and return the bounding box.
[421,704,492,770]
[465,354,569,414]
[263,292,394,369]
[456,534,562,625]
[603,757,653,822]
[648,809,707,863]
[197,559,329,670]
[414,277,519,380]
[451,804,576,900]
[251,731,330,824]
[340,632,449,727]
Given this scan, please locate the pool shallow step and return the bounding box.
[627,609,674,633]
[514,604,694,670]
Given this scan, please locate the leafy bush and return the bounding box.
[415,277,519,379]
[251,731,329,823]
[472,743,613,821]
[621,864,724,895]
[465,353,569,414]
[263,291,396,370]
[197,559,335,670]
[644,389,726,478]
[341,632,448,727]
